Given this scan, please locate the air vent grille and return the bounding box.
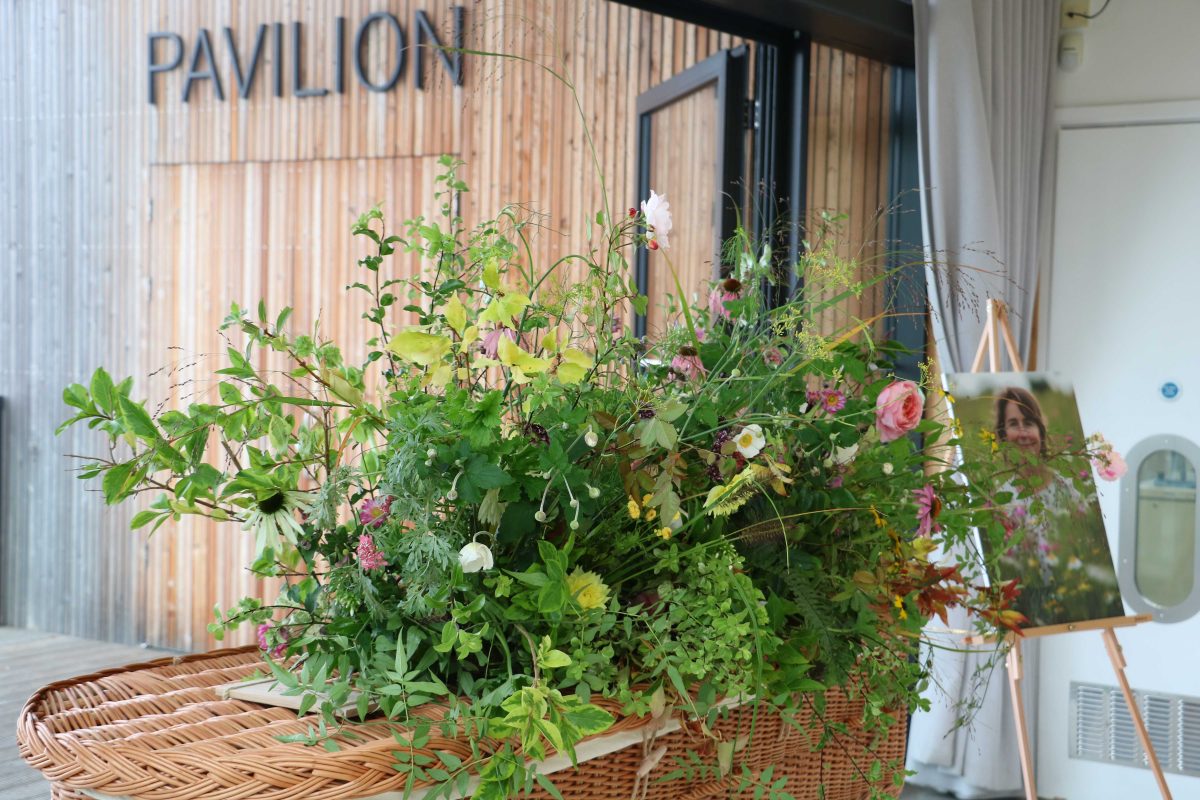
[1070,682,1200,778]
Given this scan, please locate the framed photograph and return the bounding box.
[945,371,1125,628]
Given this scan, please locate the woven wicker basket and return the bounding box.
[17,647,905,800]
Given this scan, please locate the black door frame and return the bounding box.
[633,46,748,338]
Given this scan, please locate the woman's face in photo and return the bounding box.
[1002,401,1042,454]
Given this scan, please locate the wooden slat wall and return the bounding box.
[0,0,744,651]
[805,43,893,337]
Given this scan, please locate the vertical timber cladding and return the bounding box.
[0,0,744,650]
[805,43,893,339]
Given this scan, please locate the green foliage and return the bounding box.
[57,158,1107,799]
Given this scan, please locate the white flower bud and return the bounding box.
[730,368,741,377]
[561,422,570,430]
[822,457,834,469]
[882,462,894,475]
[569,498,579,508]
[587,484,601,499]
[446,489,458,501]
[534,510,548,523]
[569,521,579,531]
[584,428,599,448]
[427,448,437,459]
[458,542,494,573]
[424,459,433,466]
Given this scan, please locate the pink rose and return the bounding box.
[875,380,924,442]
[1093,449,1128,482]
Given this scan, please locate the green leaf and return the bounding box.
[102,462,139,504]
[268,416,291,451]
[130,510,160,529]
[537,581,567,614]
[466,457,512,490]
[639,418,677,450]
[444,294,467,335]
[435,751,463,770]
[496,335,549,374]
[90,368,116,414]
[555,348,593,385]
[479,292,530,328]
[63,383,91,411]
[482,259,501,291]
[539,649,571,669]
[117,395,158,440]
[534,773,565,800]
[387,330,452,366]
[562,703,614,737]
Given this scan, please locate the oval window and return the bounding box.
[1120,435,1200,622]
[1134,450,1196,607]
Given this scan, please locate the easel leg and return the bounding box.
[1007,638,1038,800]
[1101,628,1173,800]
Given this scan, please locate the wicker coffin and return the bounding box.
[17,647,905,800]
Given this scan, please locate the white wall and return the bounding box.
[1057,0,1200,108]
[1040,2,1200,798]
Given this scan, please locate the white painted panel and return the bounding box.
[1043,122,1200,798]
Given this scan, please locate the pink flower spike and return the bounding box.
[913,484,941,537]
[358,496,392,529]
[1093,449,1128,482]
[356,533,388,571]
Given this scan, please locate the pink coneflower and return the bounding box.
[914,485,941,537]
[708,277,743,321]
[479,326,518,359]
[670,346,706,381]
[358,496,392,529]
[820,389,846,415]
[356,534,388,571]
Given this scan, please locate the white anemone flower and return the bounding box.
[734,424,766,459]
[832,443,859,466]
[242,490,315,557]
[459,541,494,573]
[640,190,673,249]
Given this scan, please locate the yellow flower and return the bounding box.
[657,527,672,539]
[870,505,886,528]
[644,508,658,522]
[567,568,610,611]
[627,498,641,520]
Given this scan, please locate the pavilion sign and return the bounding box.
[148,7,466,105]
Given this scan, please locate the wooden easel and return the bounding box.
[970,299,1172,800]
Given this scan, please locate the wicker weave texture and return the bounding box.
[18,647,905,800]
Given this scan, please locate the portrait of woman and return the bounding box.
[946,373,1125,627]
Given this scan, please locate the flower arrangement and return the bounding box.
[58,157,1120,799]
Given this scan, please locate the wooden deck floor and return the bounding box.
[0,627,174,800]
